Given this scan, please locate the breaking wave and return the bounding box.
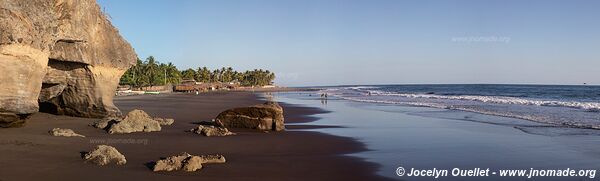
[324,85,600,129]
[369,91,600,112]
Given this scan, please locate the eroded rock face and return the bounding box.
[84,145,127,166]
[153,152,226,172]
[0,0,137,127]
[190,125,235,137]
[215,102,285,131]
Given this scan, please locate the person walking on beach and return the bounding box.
[320,93,328,99]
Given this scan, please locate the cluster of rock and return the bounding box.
[82,145,226,172]
[215,101,285,131]
[49,128,85,137]
[153,152,226,172]
[0,0,137,128]
[75,102,286,171]
[190,125,235,137]
[83,145,127,166]
[91,109,173,134]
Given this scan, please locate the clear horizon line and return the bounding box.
[288,83,599,88]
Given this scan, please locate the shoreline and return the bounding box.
[275,91,600,180]
[0,91,391,180]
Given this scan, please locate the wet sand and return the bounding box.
[0,92,390,181]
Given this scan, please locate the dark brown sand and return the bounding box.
[0,92,391,181]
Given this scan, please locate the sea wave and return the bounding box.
[328,93,600,129]
[333,95,449,109]
[345,86,380,90]
[368,91,600,111]
[324,86,600,130]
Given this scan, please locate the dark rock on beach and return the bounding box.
[215,101,285,131]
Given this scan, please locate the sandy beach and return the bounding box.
[0,92,391,181]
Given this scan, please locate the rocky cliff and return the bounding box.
[0,0,136,127]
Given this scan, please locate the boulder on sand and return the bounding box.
[190,125,235,137]
[49,128,85,137]
[83,145,127,166]
[0,0,137,127]
[153,152,226,172]
[91,109,162,134]
[215,102,285,131]
[199,154,227,164]
[108,109,161,134]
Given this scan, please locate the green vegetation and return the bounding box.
[120,56,276,87]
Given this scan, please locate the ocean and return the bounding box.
[324,84,600,130]
[274,85,600,180]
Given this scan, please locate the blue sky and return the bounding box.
[97,0,600,86]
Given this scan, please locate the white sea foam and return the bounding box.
[325,86,600,129]
[345,86,380,90]
[327,93,449,109]
[329,94,600,129]
[369,92,600,111]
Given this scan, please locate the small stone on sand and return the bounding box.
[153,152,226,172]
[49,128,85,137]
[190,125,235,137]
[83,145,127,166]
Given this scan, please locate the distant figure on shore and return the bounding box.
[320,94,328,105]
[319,93,328,105]
[195,91,199,95]
[320,93,328,100]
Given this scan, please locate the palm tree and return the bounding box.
[211,69,221,83]
[182,68,196,80]
[145,56,160,86]
[222,67,234,83]
[196,67,211,83]
[130,58,148,87]
[165,62,181,84]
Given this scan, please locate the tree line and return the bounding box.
[119,56,276,87]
